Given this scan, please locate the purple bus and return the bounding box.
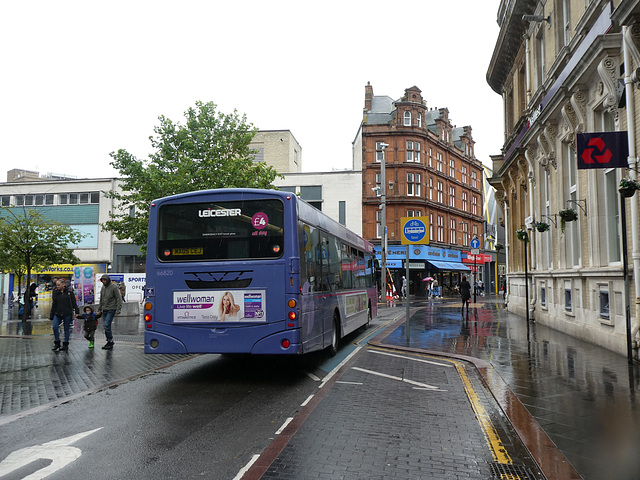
[143,188,377,355]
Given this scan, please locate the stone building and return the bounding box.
[487,0,640,355]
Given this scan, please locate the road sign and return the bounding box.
[401,216,429,245]
[470,237,480,249]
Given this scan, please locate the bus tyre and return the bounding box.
[328,314,339,356]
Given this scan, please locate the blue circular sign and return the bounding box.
[470,237,480,249]
[403,219,426,243]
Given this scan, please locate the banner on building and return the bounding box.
[576,131,629,169]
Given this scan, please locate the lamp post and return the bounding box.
[379,142,389,303]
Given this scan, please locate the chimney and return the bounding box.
[364,82,373,112]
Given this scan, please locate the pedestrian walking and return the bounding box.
[97,274,122,350]
[50,279,79,352]
[77,306,99,349]
[401,276,407,298]
[459,275,471,315]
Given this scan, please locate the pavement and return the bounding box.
[2,296,640,479]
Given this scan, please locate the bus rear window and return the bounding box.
[157,199,285,261]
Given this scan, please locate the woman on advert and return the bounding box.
[218,291,240,321]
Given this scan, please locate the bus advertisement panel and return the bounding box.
[143,188,377,356]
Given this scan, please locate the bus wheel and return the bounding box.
[328,313,339,356]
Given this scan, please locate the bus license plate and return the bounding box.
[172,247,203,255]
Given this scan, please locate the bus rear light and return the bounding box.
[288,299,297,308]
[272,245,281,254]
[287,323,295,327]
[288,311,297,320]
[281,339,290,349]
[146,323,153,329]
[144,313,152,322]
[163,249,171,257]
[144,302,153,311]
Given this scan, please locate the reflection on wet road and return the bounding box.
[383,299,640,480]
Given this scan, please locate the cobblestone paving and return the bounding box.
[0,333,192,418]
[261,347,542,480]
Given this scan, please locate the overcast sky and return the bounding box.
[1,1,503,180]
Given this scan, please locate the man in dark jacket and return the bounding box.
[97,274,123,350]
[50,279,79,352]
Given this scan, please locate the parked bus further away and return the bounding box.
[143,188,377,355]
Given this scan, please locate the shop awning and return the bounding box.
[427,260,470,271]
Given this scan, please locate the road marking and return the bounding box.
[233,454,260,480]
[351,367,446,391]
[0,427,102,480]
[368,348,453,367]
[300,395,314,407]
[336,381,363,385]
[275,417,293,435]
[319,346,361,389]
[303,371,321,382]
[454,362,513,466]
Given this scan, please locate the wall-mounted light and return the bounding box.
[522,13,551,28]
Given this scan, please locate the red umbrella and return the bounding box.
[422,277,434,282]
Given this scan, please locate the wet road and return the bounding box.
[383,296,640,480]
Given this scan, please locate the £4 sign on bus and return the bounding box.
[401,216,429,245]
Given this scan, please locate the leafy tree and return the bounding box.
[105,101,282,248]
[0,207,85,320]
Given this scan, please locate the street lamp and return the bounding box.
[379,142,389,303]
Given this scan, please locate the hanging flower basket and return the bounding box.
[495,243,504,252]
[558,208,578,222]
[534,221,550,232]
[558,208,577,233]
[516,229,528,242]
[619,178,640,198]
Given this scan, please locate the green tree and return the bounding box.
[105,101,282,248]
[0,207,85,320]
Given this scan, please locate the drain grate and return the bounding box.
[489,462,538,480]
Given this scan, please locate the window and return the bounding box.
[535,27,545,89]
[449,159,456,178]
[472,195,478,215]
[80,193,90,204]
[407,173,421,196]
[407,209,421,217]
[429,213,434,242]
[450,219,456,244]
[449,186,455,207]
[376,142,387,163]
[436,152,443,172]
[471,171,478,189]
[565,143,580,267]
[437,181,443,203]
[69,193,79,205]
[59,194,67,205]
[428,148,433,167]
[599,290,610,319]
[462,192,468,212]
[437,215,444,242]
[404,111,411,126]
[428,177,433,200]
[461,165,468,184]
[339,201,346,226]
[565,287,572,311]
[417,113,422,128]
[405,141,420,162]
[24,195,34,206]
[374,174,381,196]
[461,222,469,246]
[541,286,546,307]
[376,210,382,239]
[1,196,9,206]
[300,186,322,211]
[605,169,621,263]
[35,194,45,206]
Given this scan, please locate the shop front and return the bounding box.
[375,245,470,297]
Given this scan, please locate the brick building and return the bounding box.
[353,84,486,294]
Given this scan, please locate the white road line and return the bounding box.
[351,367,446,391]
[233,453,260,480]
[300,395,314,407]
[336,381,364,385]
[319,346,362,389]
[304,371,321,382]
[370,349,453,367]
[275,417,293,435]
